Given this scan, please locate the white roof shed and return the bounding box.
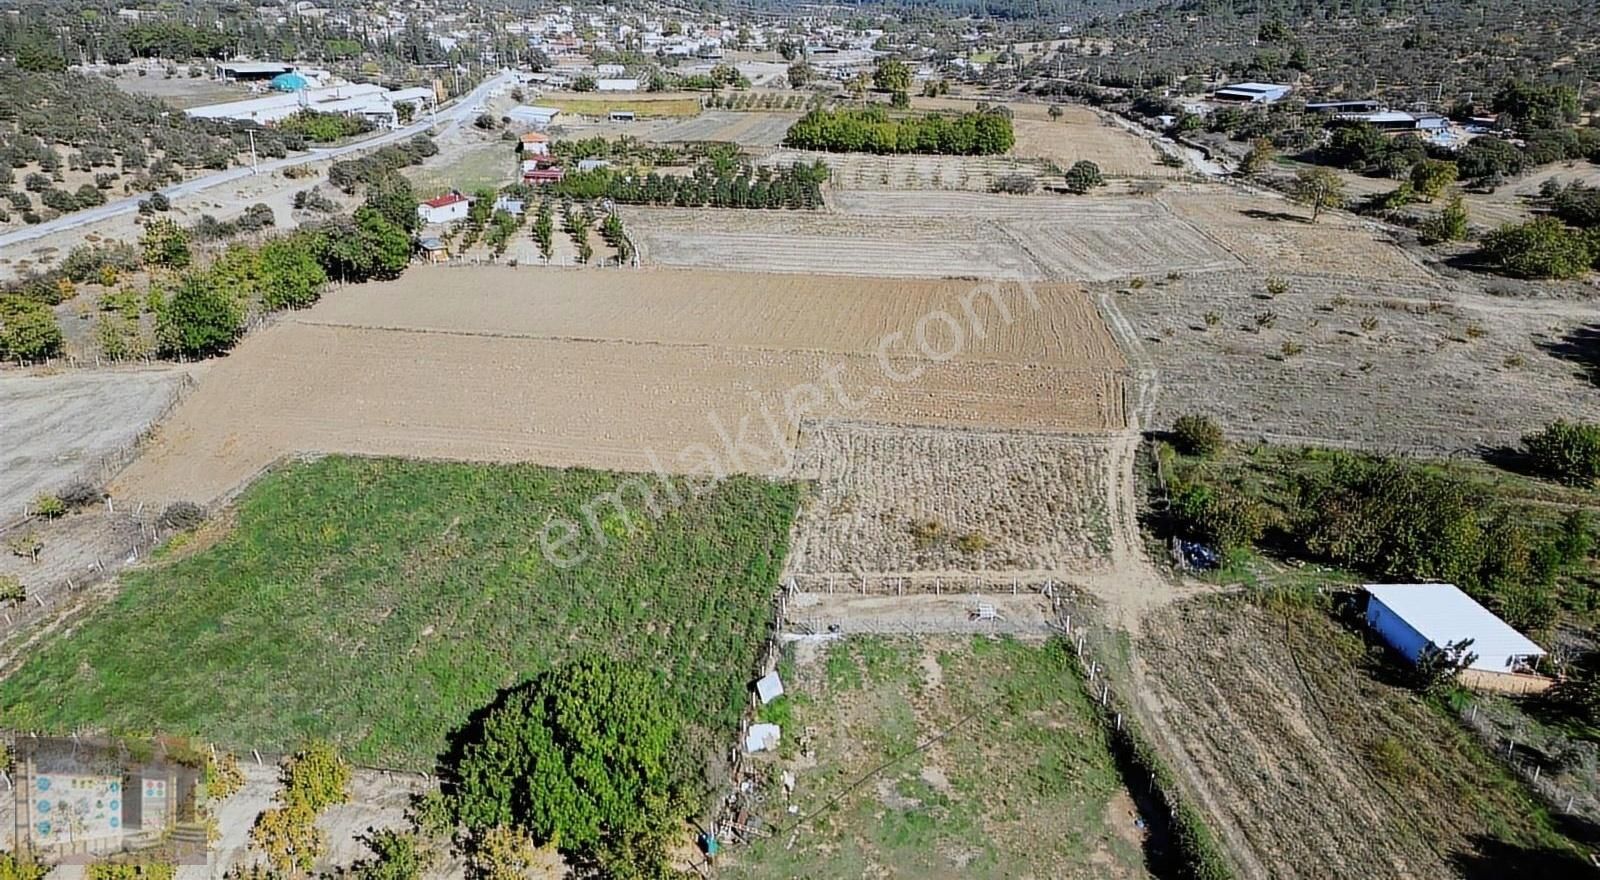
[1364,583,1546,673]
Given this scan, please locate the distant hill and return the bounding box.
[1070,0,1600,106]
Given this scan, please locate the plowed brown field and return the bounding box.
[113,267,1128,505]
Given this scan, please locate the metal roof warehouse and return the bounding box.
[1364,583,1546,674]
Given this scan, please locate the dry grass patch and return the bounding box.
[786,422,1117,577]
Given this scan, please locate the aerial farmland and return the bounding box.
[3,16,1599,878]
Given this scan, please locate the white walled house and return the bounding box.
[417,192,470,225]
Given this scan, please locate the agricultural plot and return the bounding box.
[1011,116,1186,179]
[1134,598,1586,878]
[0,456,800,769]
[0,368,189,510]
[540,91,703,118]
[305,267,1122,365]
[1108,270,1600,453]
[726,636,1151,879]
[629,192,1238,283]
[764,148,1051,192]
[112,267,1128,505]
[785,421,1116,578]
[623,206,1047,279]
[831,191,1240,282]
[646,111,798,146]
[1158,185,1435,283]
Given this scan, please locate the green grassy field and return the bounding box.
[0,457,798,769]
[726,636,1149,878]
[544,95,703,118]
[404,141,515,197]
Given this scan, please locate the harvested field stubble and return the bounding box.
[304,267,1123,365]
[1112,271,1600,452]
[1136,599,1584,878]
[112,268,1129,505]
[786,422,1115,576]
[624,206,1046,279]
[629,191,1237,282]
[1159,186,1434,282]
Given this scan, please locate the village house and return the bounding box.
[417,191,470,225]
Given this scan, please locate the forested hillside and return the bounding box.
[1066,0,1600,105]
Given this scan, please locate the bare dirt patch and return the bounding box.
[644,110,798,145]
[0,367,192,510]
[1012,116,1185,179]
[1108,270,1600,453]
[112,267,1128,505]
[1159,184,1435,283]
[624,204,1047,279]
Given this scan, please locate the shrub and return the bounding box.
[250,802,324,876]
[1171,414,1225,457]
[1522,421,1600,487]
[0,574,24,606]
[1479,218,1595,279]
[84,863,174,880]
[1171,483,1268,552]
[1420,194,1470,243]
[1063,160,1104,194]
[32,494,66,519]
[0,295,64,361]
[158,501,206,531]
[281,740,350,813]
[205,752,246,801]
[257,237,327,310]
[990,173,1036,195]
[141,218,191,269]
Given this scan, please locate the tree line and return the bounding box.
[783,105,1016,155]
[553,160,830,210]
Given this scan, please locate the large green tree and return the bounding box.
[447,656,688,872]
[872,57,912,94]
[258,237,328,310]
[156,273,245,358]
[364,172,421,234]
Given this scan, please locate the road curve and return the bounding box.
[0,71,515,252]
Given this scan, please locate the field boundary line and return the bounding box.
[288,318,1134,372]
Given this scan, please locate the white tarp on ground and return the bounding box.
[755,672,784,705]
[745,723,781,754]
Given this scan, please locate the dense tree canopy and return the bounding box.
[446,656,689,874]
[155,272,245,358]
[784,106,1014,155]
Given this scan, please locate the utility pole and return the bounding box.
[247,130,258,175]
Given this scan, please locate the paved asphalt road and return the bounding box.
[0,71,515,252]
